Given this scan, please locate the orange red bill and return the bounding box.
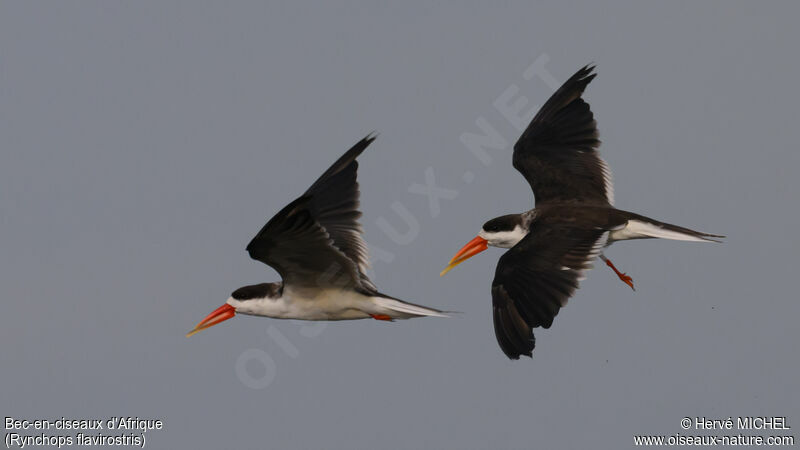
[186,303,236,337]
[440,236,488,276]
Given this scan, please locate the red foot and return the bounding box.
[370,314,394,321]
[604,258,635,291]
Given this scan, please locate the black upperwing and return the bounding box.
[513,65,613,206]
[491,222,608,359]
[246,134,377,290]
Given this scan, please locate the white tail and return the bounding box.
[610,219,723,243]
[372,296,449,319]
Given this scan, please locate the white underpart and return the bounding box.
[609,219,708,242]
[480,225,527,248]
[226,287,445,321]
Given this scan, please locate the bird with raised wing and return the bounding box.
[188,135,446,337]
[440,66,723,359]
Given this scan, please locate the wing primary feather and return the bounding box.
[489,223,608,359]
[512,65,613,205]
[245,134,379,289]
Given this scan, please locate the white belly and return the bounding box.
[229,287,375,321]
[226,286,445,321]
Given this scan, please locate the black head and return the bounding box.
[482,214,523,233]
[441,215,526,276]
[231,283,282,300]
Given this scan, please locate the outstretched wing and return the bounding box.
[491,223,608,359]
[513,65,613,206]
[246,134,377,290]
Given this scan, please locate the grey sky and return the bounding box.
[2,2,798,449]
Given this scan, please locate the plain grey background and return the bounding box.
[2,2,798,449]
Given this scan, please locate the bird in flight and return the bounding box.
[440,65,723,359]
[188,135,446,337]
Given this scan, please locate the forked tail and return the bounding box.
[611,212,725,243]
[372,295,449,319]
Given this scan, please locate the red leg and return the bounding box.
[602,256,635,291]
[370,314,394,321]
